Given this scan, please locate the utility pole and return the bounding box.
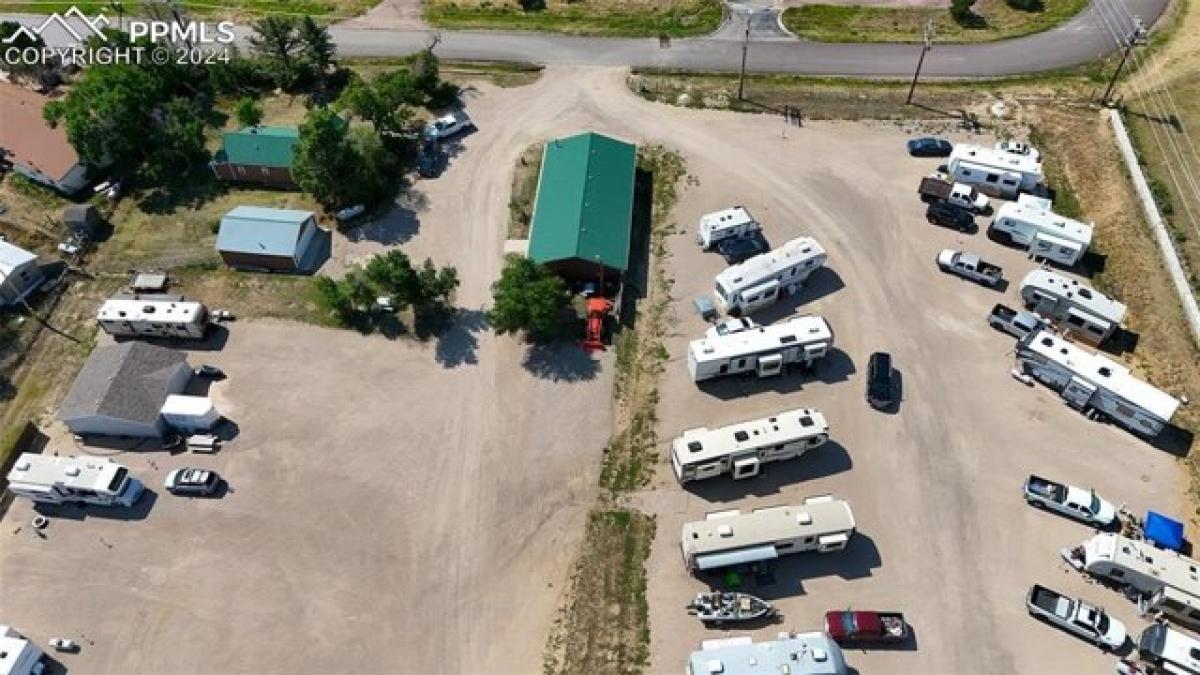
[737,14,751,100]
[906,20,934,105]
[1103,19,1148,106]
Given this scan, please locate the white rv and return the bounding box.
[1019,269,1126,344]
[1081,533,1200,601]
[680,495,855,571]
[0,625,45,675]
[947,144,1044,198]
[1151,585,1200,632]
[687,633,848,675]
[687,315,834,383]
[671,408,829,483]
[991,198,1093,267]
[1017,331,1179,435]
[1138,623,1200,675]
[696,206,761,250]
[713,236,827,316]
[97,295,210,340]
[5,454,145,507]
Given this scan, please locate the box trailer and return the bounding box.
[687,315,833,383]
[6,454,144,507]
[671,408,829,483]
[161,395,221,433]
[696,206,761,250]
[97,295,210,340]
[713,236,827,316]
[681,496,855,571]
[991,198,1093,267]
[947,144,1044,199]
[1019,269,1126,344]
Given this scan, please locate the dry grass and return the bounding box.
[508,143,544,239]
[782,0,1088,43]
[440,61,547,89]
[424,0,722,37]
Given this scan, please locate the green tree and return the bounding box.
[43,64,161,172]
[299,15,335,97]
[142,97,207,183]
[336,71,418,136]
[234,97,264,127]
[417,258,459,308]
[949,0,976,24]
[488,255,570,342]
[292,107,352,208]
[314,276,353,323]
[365,250,422,310]
[248,16,301,89]
[345,126,402,205]
[0,20,51,85]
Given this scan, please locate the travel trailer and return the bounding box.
[671,408,829,483]
[1139,623,1200,675]
[991,197,1093,267]
[1017,331,1179,435]
[1019,269,1126,344]
[687,315,834,383]
[1150,585,1200,632]
[97,295,210,340]
[687,633,848,675]
[947,144,1044,198]
[0,625,45,675]
[1081,533,1200,603]
[680,495,855,571]
[696,206,761,250]
[5,454,145,507]
[713,236,827,316]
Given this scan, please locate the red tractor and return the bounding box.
[582,297,613,352]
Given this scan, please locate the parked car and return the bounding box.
[907,137,953,157]
[164,468,221,496]
[988,304,1045,339]
[936,249,1003,287]
[424,112,473,141]
[1026,584,1127,650]
[716,234,769,264]
[417,138,444,178]
[1024,475,1117,528]
[336,204,367,223]
[705,317,758,340]
[925,202,975,232]
[866,351,897,410]
[824,610,910,644]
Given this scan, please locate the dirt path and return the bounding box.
[336,0,428,30]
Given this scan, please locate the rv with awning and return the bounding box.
[687,315,834,383]
[680,495,855,572]
[991,197,1093,267]
[947,144,1044,198]
[671,408,829,483]
[713,236,827,316]
[1019,269,1126,344]
[1081,533,1200,613]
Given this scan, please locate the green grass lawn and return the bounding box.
[782,0,1088,43]
[424,0,722,37]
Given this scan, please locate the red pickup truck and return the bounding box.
[823,610,910,644]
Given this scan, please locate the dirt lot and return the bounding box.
[0,68,1191,674]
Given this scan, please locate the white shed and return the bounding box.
[0,240,43,306]
[161,395,220,433]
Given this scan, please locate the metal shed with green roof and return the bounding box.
[528,132,637,282]
[210,125,300,188]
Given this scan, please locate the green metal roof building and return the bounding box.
[210,125,301,188]
[528,132,637,281]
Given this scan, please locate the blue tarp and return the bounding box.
[1145,511,1185,551]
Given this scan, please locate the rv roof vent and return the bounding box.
[734,431,749,442]
[1098,367,1112,377]
[703,660,724,674]
[14,460,30,471]
[702,344,715,354]
[687,441,702,454]
[65,466,81,477]
[1078,289,1093,299]
[796,510,813,525]
[812,648,828,662]
[717,524,734,537]
[143,305,156,313]
[117,311,126,318]
[800,416,813,427]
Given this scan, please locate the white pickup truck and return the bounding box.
[1026,584,1127,649]
[936,250,1004,287]
[1023,474,1117,527]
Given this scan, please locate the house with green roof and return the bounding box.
[528,131,637,283]
[210,125,301,188]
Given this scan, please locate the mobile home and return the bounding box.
[1017,331,1179,435]
[991,198,1093,266]
[671,408,829,483]
[96,295,210,340]
[947,144,1044,198]
[5,453,144,507]
[1019,269,1126,344]
[1138,623,1200,675]
[1082,533,1200,601]
[687,315,834,383]
[696,206,761,250]
[713,236,827,316]
[680,495,855,571]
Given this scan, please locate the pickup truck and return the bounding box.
[918,176,990,214]
[936,250,1003,287]
[823,610,910,645]
[1023,475,1117,527]
[1026,584,1127,649]
[988,304,1045,339]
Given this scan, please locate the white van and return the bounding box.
[697,206,761,250]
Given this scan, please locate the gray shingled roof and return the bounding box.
[59,342,189,425]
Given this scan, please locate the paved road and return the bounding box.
[2,0,1157,76]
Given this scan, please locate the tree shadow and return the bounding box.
[1144,423,1194,458]
[343,195,426,246]
[431,308,488,368]
[1078,250,1108,277]
[134,164,230,216]
[33,489,158,522]
[1099,327,1139,357]
[522,342,601,382]
[683,441,853,504]
[619,167,655,330]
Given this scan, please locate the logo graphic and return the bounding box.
[2,7,110,44]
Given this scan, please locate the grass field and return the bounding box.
[0,0,376,18]
[782,0,1088,43]
[424,0,722,37]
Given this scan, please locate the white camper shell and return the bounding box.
[681,496,855,571]
[1019,269,1126,344]
[0,625,45,675]
[160,395,221,433]
[991,198,1094,266]
[1082,533,1200,601]
[5,453,144,507]
[671,408,829,483]
[947,144,1044,198]
[1139,623,1200,675]
[1017,331,1179,435]
[697,207,761,250]
[687,315,834,383]
[713,236,827,316]
[97,295,209,340]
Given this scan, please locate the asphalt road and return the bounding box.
[0,0,1159,78]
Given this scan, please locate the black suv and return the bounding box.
[925,202,975,232]
[866,352,897,410]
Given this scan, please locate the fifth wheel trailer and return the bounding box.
[991,197,1093,267]
[713,236,827,316]
[687,315,834,383]
[671,408,829,483]
[97,295,210,340]
[947,144,1044,199]
[680,496,855,571]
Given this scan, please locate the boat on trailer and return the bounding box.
[685,592,776,624]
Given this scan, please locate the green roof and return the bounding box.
[528,132,637,272]
[212,125,299,168]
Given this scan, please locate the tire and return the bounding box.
[1028,499,1045,509]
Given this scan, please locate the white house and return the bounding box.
[0,240,43,306]
[58,342,192,438]
[1019,269,1126,344]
